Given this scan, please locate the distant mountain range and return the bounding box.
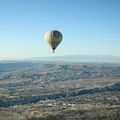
[26,55,120,62]
[0,55,120,62]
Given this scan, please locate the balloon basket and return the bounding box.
[53,50,55,53]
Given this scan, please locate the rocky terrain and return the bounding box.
[0,61,120,120]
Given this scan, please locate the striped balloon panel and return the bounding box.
[44,30,62,50]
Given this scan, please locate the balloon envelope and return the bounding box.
[44,30,63,53]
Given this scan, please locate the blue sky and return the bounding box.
[0,0,120,58]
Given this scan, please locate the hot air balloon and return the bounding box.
[44,30,63,53]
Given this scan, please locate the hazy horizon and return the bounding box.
[0,54,120,63]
